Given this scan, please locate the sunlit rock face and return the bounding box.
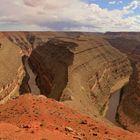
[0,32,131,117]
[27,34,131,117]
[0,33,24,103]
[105,32,140,132]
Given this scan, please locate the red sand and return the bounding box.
[0,94,140,140]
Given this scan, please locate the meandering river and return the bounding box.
[106,90,121,125]
[24,58,40,95]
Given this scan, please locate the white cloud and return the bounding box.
[108,0,123,5]
[0,0,139,31]
[120,1,123,4]
[124,0,140,10]
[109,1,116,5]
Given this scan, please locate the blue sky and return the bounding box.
[86,0,134,8]
[0,0,140,31]
[86,0,140,12]
[86,0,140,21]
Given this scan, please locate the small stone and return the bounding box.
[65,127,73,132]
[73,136,82,140]
[31,130,34,134]
[80,120,87,124]
[40,123,44,127]
[41,138,47,140]
[104,131,108,134]
[21,124,30,128]
[93,133,98,136]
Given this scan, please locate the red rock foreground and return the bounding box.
[0,94,140,140]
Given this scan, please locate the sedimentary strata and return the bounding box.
[1,32,140,137]
[28,35,131,117]
[105,32,140,132]
[0,33,24,103]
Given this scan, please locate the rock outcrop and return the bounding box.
[104,32,140,132]
[0,33,24,103]
[29,35,131,117]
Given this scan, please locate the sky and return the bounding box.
[0,0,140,32]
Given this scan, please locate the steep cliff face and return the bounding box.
[0,32,132,117]
[105,33,140,132]
[4,32,79,55]
[3,32,32,55]
[29,39,75,100]
[0,33,24,103]
[29,35,131,117]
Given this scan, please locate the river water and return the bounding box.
[24,58,40,95]
[106,90,121,125]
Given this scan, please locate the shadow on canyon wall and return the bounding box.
[106,36,140,129]
[19,56,31,95]
[27,38,77,101]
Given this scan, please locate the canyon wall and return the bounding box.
[0,33,24,103]
[28,35,131,117]
[2,31,140,136]
[0,32,133,118]
[105,32,140,132]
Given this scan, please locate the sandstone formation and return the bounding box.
[0,33,24,103]
[105,32,140,132]
[1,32,140,139]
[28,35,131,117]
[1,32,131,117]
[1,32,132,116]
[0,94,140,140]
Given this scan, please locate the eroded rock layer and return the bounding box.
[105,32,140,132]
[0,33,24,103]
[28,35,131,117]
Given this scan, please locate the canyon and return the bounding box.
[105,32,140,132]
[0,32,140,139]
[28,35,131,117]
